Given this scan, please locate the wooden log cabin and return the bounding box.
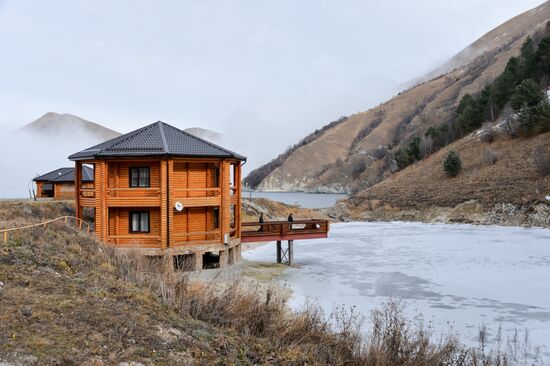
[34,166,94,200]
[69,121,246,270]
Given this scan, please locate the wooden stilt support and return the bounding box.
[276,240,282,263]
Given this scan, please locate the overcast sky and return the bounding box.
[0,0,545,172]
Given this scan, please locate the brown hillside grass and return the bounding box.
[353,132,550,209]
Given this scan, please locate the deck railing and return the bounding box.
[242,219,329,239]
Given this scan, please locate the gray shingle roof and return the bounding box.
[33,167,74,182]
[68,121,246,161]
[51,166,94,183]
[34,166,94,183]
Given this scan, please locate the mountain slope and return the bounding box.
[335,128,550,217]
[245,1,550,193]
[19,112,121,141]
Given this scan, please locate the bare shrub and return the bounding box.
[349,157,368,179]
[533,145,550,176]
[501,105,520,138]
[479,124,496,143]
[483,148,499,165]
[371,145,388,160]
[420,135,434,158]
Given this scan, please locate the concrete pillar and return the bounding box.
[235,244,241,261]
[228,247,235,265]
[219,249,228,268]
[192,252,203,271]
[276,240,282,264]
[288,240,294,266]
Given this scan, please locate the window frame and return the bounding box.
[129,166,151,188]
[213,207,220,229]
[129,210,150,233]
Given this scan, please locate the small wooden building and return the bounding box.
[69,121,246,270]
[34,166,94,200]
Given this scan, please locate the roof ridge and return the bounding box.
[104,123,158,151]
[158,121,170,154]
[161,122,245,159]
[51,169,74,181]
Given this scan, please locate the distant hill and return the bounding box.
[19,112,121,141]
[19,112,224,145]
[244,1,550,194]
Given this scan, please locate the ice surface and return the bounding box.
[243,222,550,353]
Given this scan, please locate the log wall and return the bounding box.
[75,157,242,253]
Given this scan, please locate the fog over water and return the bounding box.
[0,0,545,196]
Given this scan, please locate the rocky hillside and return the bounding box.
[329,125,550,227]
[245,1,550,193]
[19,112,121,141]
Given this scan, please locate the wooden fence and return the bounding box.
[1,216,92,245]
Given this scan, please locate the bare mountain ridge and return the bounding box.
[20,112,121,141]
[19,112,223,144]
[244,1,550,193]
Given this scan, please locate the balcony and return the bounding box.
[173,188,221,207]
[106,187,161,207]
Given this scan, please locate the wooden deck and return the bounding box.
[241,219,329,243]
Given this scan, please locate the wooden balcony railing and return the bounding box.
[107,187,161,198]
[173,230,222,244]
[107,234,162,247]
[173,187,220,198]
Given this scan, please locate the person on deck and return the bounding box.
[288,213,294,230]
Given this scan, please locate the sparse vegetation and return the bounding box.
[350,157,368,179]
[483,147,499,165]
[1,201,547,364]
[533,144,550,176]
[479,123,497,143]
[443,150,462,177]
[350,110,386,153]
[244,116,348,189]
[391,33,550,173]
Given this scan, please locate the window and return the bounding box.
[213,207,220,229]
[130,211,149,233]
[130,167,150,188]
[213,167,220,188]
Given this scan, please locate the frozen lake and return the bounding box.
[243,221,550,353]
[242,191,348,209]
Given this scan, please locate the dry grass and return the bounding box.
[350,132,550,210]
[0,201,545,365]
[533,144,550,176]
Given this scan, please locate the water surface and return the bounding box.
[243,221,550,352]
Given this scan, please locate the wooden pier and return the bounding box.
[241,220,329,265]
